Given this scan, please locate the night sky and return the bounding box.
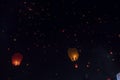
[0,0,120,80]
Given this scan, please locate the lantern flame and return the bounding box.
[13,60,21,66]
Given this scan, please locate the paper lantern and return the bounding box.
[12,52,23,66]
[68,48,79,62]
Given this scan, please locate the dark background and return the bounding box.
[0,0,120,80]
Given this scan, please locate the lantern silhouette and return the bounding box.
[12,52,23,66]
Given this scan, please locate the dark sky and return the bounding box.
[0,0,120,80]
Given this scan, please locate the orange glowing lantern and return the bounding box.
[68,48,79,62]
[12,52,23,66]
[68,48,80,69]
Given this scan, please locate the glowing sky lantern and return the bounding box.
[68,48,79,62]
[117,72,120,80]
[68,48,80,69]
[12,52,23,67]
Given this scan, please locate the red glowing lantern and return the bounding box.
[12,52,23,66]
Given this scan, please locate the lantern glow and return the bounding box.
[68,48,79,62]
[12,52,23,66]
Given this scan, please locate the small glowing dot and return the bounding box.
[8,48,10,51]
[88,61,91,64]
[109,51,113,55]
[55,73,58,76]
[98,17,101,20]
[112,58,115,61]
[27,48,30,51]
[33,32,37,35]
[26,63,29,66]
[24,1,27,4]
[36,44,39,47]
[86,64,90,68]
[41,8,44,11]
[2,29,5,32]
[61,29,65,33]
[28,7,32,11]
[82,14,85,17]
[74,33,77,37]
[97,68,100,72]
[48,44,51,47]
[13,38,16,42]
[22,70,25,72]
[86,21,89,24]
[118,34,120,38]
[74,64,78,69]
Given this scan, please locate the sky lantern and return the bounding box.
[12,52,23,67]
[68,48,79,69]
[68,48,79,62]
